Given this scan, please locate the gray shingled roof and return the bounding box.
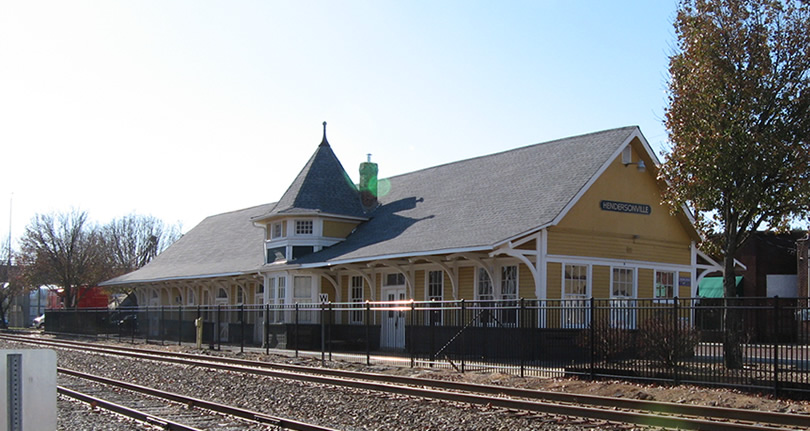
[104,126,639,285]
[103,203,273,285]
[294,126,638,265]
[257,134,367,219]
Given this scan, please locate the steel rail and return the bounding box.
[5,334,806,431]
[58,386,205,431]
[59,367,339,431]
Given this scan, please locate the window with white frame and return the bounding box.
[427,270,443,301]
[564,264,588,299]
[278,277,286,304]
[187,289,195,305]
[236,286,245,304]
[501,265,519,325]
[272,222,284,239]
[611,267,636,329]
[293,276,313,322]
[216,287,229,305]
[350,276,364,324]
[295,220,313,235]
[293,276,312,301]
[501,266,518,300]
[655,270,676,299]
[562,264,589,328]
[612,268,634,298]
[476,268,493,301]
[476,267,494,325]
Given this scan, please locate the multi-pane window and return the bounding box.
[187,290,195,305]
[293,276,313,322]
[501,266,518,300]
[564,264,588,298]
[277,277,286,305]
[272,222,284,239]
[655,271,676,299]
[500,266,518,325]
[295,220,313,235]
[476,268,493,301]
[562,264,589,328]
[612,268,634,298]
[427,270,443,301]
[236,287,245,304]
[611,267,636,329]
[350,276,364,324]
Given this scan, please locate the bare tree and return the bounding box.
[0,239,27,328]
[19,210,111,309]
[102,213,182,275]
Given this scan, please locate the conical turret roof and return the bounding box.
[259,123,367,219]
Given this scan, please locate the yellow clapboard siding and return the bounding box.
[548,229,690,265]
[458,266,474,299]
[592,265,610,298]
[519,264,533,298]
[547,262,562,300]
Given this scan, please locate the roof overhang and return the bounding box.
[100,271,258,287]
[252,210,369,224]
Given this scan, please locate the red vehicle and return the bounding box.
[47,286,109,309]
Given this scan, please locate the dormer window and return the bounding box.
[267,246,286,264]
[271,222,285,239]
[295,220,313,235]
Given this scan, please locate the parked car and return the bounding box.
[33,314,45,329]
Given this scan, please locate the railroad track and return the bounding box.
[4,333,810,430]
[58,368,337,431]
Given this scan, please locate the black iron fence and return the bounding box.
[45,297,810,397]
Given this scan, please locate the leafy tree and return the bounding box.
[102,213,182,276]
[662,0,810,367]
[19,210,111,309]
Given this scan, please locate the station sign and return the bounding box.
[600,200,651,215]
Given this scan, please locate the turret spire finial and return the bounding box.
[320,121,329,147]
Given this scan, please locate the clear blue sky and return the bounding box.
[0,1,679,247]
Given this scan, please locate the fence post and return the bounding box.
[520,298,525,378]
[160,306,165,346]
[265,304,270,355]
[673,297,679,385]
[240,304,245,354]
[216,304,221,351]
[409,301,415,368]
[328,302,333,362]
[460,299,466,374]
[365,301,371,366]
[294,303,300,358]
[430,301,436,366]
[589,297,595,381]
[321,302,326,366]
[774,296,780,397]
[178,305,182,346]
